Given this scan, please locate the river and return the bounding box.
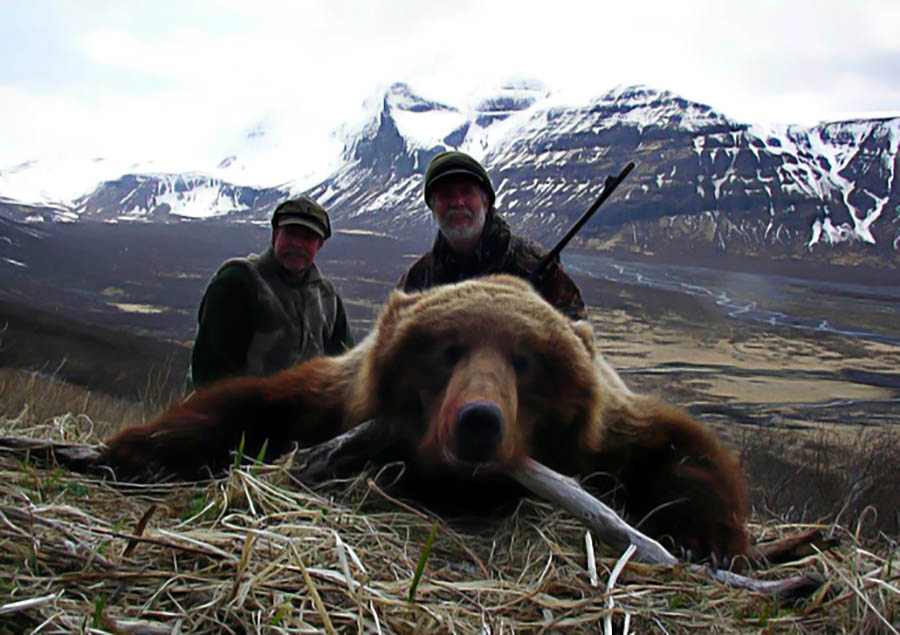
[564,252,900,347]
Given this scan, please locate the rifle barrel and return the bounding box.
[529,161,635,283]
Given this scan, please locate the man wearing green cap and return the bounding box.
[188,195,354,390]
[398,151,586,320]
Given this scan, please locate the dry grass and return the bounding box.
[741,426,900,538]
[0,368,158,441]
[0,372,898,633]
[0,450,897,634]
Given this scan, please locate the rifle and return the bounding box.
[528,161,635,284]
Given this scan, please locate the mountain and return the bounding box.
[73,173,287,222]
[1,81,898,267]
[482,86,900,264]
[305,80,550,231]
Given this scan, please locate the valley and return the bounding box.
[2,219,897,422]
[1,217,898,535]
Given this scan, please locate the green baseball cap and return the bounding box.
[423,151,495,209]
[271,196,332,240]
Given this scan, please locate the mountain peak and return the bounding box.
[384,82,456,114]
[474,78,549,117]
[597,84,672,104]
[586,83,731,131]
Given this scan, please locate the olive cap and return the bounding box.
[271,195,331,240]
[423,151,495,209]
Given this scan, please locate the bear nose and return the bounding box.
[454,401,504,464]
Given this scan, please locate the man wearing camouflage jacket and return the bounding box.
[398,151,587,320]
[188,196,354,390]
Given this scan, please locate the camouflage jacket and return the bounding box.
[397,210,587,320]
[188,247,354,390]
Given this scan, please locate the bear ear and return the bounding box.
[384,288,421,315]
[570,319,597,356]
[372,288,423,345]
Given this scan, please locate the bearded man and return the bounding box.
[398,151,586,320]
[188,196,354,390]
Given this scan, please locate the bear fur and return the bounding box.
[99,275,749,560]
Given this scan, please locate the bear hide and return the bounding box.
[99,275,749,561]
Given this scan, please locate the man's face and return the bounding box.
[429,175,489,253]
[273,224,324,274]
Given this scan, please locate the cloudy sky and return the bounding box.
[1,0,898,169]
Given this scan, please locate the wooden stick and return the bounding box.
[749,528,840,567]
[509,457,678,565]
[508,457,824,601]
[0,436,102,470]
[289,419,390,484]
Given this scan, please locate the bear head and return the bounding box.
[360,274,607,476]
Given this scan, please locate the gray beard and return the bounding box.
[435,207,486,250]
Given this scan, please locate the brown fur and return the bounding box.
[99,275,749,559]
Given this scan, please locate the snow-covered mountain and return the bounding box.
[304,81,549,231]
[2,81,898,265]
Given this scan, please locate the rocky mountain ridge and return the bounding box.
[2,81,897,266]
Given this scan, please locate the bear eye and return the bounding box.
[443,343,467,366]
[512,355,530,374]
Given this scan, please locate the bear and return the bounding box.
[98,274,749,562]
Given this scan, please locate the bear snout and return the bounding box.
[454,401,505,464]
